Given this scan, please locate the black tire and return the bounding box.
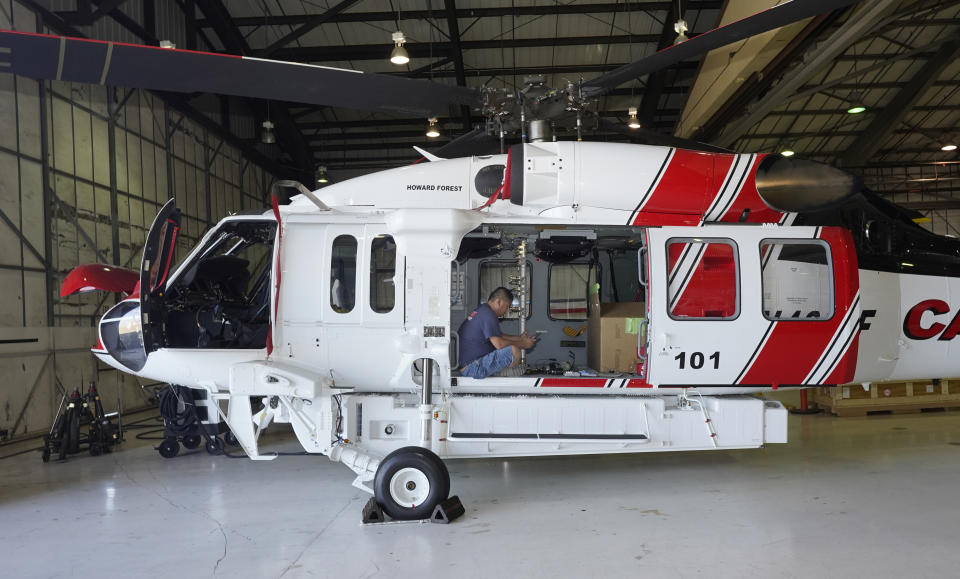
[41,447,50,463]
[224,430,239,447]
[374,447,450,520]
[158,438,180,459]
[89,442,102,457]
[182,435,202,449]
[206,437,224,455]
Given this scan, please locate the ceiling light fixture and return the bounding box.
[261,120,275,144]
[941,144,958,152]
[846,103,866,114]
[316,165,329,184]
[390,31,409,65]
[673,19,689,44]
[781,150,795,157]
[426,117,440,138]
[627,107,641,129]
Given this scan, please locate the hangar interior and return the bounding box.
[1,0,960,576]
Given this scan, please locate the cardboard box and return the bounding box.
[587,301,646,373]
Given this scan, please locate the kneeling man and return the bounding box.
[458,287,537,379]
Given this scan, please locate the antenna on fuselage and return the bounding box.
[271,180,331,211]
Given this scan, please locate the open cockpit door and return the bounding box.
[644,225,860,387]
[140,198,181,354]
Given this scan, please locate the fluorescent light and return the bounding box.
[847,105,866,114]
[781,150,795,157]
[941,144,957,151]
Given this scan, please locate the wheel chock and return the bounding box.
[361,497,385,524]
[430,495,464,524]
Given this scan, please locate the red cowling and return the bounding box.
[60,264,139,297]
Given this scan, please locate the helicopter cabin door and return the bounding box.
[644,225,860,387]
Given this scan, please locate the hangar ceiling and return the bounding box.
[21,0,960,209]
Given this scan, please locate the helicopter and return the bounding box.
[8,0,957,521]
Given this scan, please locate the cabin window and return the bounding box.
[760,240,834,321]
[548,263,592,320]
[330,235,357,313]
[666,238,739,320]
[479,261,531,319]
[370,235,396,313]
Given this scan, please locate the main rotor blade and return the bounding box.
[433,128,503,158]
[582,0,859,96]
[595,117,731,153]
[0,29,481,116]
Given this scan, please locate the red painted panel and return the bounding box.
[60,264,139,297]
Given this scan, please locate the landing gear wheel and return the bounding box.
[205,437,224,455]
[181,435,202,449]
[224,430,239,447]
[89,442,102,457]
[41,447,50,463]
[158,438,180,459]
[373,447,450,520]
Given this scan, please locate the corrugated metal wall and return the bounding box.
[0,0,273,440]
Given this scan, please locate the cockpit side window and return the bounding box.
[162,220,277,349]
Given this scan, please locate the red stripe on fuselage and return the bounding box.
[716,154,781,223]
[632,149,714,226]
[739,228,859,385]
[539,378,608,388]
[631,151,783,225]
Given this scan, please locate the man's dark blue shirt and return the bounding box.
[458,303,501,365]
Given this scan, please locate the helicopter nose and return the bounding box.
[97,300,148,372]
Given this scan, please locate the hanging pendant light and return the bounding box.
[390,31,410,65]
[316,165,329,184]
[261,120,275,144]
[627,107,641,129]
[426,117,440,138]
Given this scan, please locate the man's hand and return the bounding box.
[519,331,538,349]
[490,331,539,351]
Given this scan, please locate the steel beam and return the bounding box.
[50,192,110,264]
[0,207,48,269]
[198,3,719,28]
[443,0,472,132]
[637,3,676,128]
[90,0,130,22]
[841,38,960,167]
[38,13,55,326]
[257,0,362,58]
[107,88,121,266]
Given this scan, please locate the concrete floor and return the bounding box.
[1,408,959,579]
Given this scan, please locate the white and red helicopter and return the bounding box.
[4,0,952,520]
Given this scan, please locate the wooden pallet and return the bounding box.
[811,380,960,417]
